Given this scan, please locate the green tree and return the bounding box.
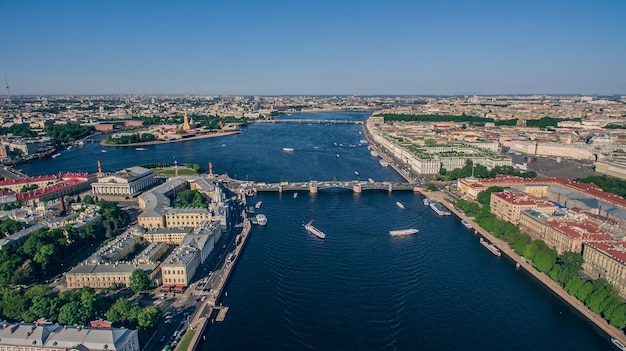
[0,219,21,237]
[533,248,557,273]
[137,306,161,329]
[477,186,505,206]
[425,183,437,191]
[58,301,89,325]
[575,281,594,302]
[83,195,95,204]
[106,299,132,323]
[2,290,28,321]
[130,269,151,292]
[608,303,626,329]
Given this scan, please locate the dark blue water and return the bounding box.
[20,112,613,350]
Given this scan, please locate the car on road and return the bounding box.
[201,296,207,301]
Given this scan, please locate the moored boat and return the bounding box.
[480,237,501,256]
[423,198,430,206]
[396,202,405,209]
[389,228,419,237]
[612,338,626,351]
[461,220,472,229]
[430,201,451,215]
[304,221,325,239]
[256,214,267,226]
[51,153,61,158]
[255,201,262,209]
[370,150,379,157]
[379,159,389,167]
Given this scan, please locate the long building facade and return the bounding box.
[91,166,158,196]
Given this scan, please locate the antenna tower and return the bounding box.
[4,76,11,102]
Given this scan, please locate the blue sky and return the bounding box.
[1,0,625,95]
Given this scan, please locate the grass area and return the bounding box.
[153,167,197,176]
[175,330,196,351]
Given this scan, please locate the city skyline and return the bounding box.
[1,0,625,96]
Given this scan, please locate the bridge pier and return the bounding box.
[309,182,318,193]
[278,185,283,193]
[353,184,362,193]
[388,184,393,192]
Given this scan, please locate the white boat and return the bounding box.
[430,201,451,216]
[293,192,298,198]
[51,153,61,158]
[396,202,405,209]
[612,338,626,351]
[256,214,267,226]
[480,237,501,256]
[282,147,294,152]
[370,150,379,157]
[135,147,147,151]
[255,201,262,209]
[101,150,107,153]
[423,198,430,206]
[354,171,359,176]
[461,220,472,229]
[389,228,419,237]
[304,221,325,239]
[379,159,389,167]
[368,178,374,183]
[333,142,338,146]
[336,154,340,158]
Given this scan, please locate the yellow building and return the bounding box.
[490,191,557,225]
[583,242,626,294]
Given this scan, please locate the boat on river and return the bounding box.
[255,201,262,209]
[283,147,294,152]
[396,202,405,209]
[461,220,472,229]
[135,147,147,151]
[379,159,389,167]
[480,237,501,257]
[612,338,626,351]
[423,198,430,206]
[304,221,325,239]
[256,214,267,226]
[51,153,61,158]
[389,228,419,237]
[293,192,298,198]
[430,201,451,215]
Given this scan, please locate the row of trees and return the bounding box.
[0,285,161,330]
[438,162,537,181]
[525,116,581,129]
[105,133,156,145]
[453,188,626,328]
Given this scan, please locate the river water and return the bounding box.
[20,112,613,350]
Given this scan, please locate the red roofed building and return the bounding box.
[490,191,557,224]
[0,175,58,192]
[458,175,626,211]
[544,218,616,254]
[583,242,626,294]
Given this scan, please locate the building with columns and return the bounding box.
[91,166,158,196]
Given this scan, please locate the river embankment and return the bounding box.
[426,190,626,344]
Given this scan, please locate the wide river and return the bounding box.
[20,112,613,350]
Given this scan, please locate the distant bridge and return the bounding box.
[254,119,363,125]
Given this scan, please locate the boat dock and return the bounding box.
[214,306,229,322]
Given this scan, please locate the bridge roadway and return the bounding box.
[255,180,416,193]
[252,118,363,125]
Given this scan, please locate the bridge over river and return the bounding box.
[253,119,363,125]
[208,175,418,194]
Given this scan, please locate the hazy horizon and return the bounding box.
[2,0,625,96]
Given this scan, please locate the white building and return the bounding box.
[91,166,158,196]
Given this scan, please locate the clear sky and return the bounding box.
[1,0,625,95]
